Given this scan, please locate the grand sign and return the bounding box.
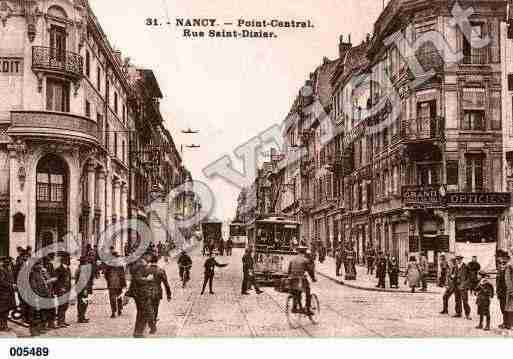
[402,185,442,207]
[446,192,512,207]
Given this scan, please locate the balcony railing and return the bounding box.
[402,116,444,142]
[462,49,488,65]
[32,46,83,79]
[300,198,314,210]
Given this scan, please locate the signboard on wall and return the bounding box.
[402,185,442,207]
[446,193,511,207]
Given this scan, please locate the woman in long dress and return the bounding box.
[406,256,421,293]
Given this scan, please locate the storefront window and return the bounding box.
[456,219,497,243]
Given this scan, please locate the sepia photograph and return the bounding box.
[0,0,513,353]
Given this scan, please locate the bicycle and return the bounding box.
[277,278,320,328]
[179,265,192,288]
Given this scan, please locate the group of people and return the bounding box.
[202,238,233,257]
[439,251,513,332]
[334,243,358,281]
[0,246,95,336]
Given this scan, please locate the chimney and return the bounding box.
[322,56,330,65]
[339,34,352,57]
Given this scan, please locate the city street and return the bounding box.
[5,248,511,338]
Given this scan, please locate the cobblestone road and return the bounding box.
[6,249,513,338]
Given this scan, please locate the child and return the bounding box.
[475,271,494,331]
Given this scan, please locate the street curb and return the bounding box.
[316,270,441,295]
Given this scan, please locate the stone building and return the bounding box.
[0,0,186,257]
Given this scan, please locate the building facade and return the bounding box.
[0,0,188,257]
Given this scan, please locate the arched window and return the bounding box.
[47,5,67,19]
[37,154,67,206]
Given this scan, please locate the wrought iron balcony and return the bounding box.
[402,116,444,143]
[32,46,83,79]
[300,198,314,211]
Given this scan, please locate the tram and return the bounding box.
[246,215,300,286]
[229,222,247,248]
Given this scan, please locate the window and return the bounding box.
[105,122,110,150]
[463,23,487,64]
[85,50,90,77]
[46,78,70,112]
[465,155,484,192]
[122,104,126,123]
[97,66,102,91]
[106,80,110,102]
[418,164,439,186]
[114,133,118,158]
[122,141,126,163]
[447,161,459,186]
[462,110,485,130]
[85,100,91,118]
[13,213,25,233]
[114,92,118,114]
[49,25,66,61]
[36,155,66,204]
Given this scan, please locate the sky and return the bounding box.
[88,0,386,221]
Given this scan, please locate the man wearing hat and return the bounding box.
[132,251,156,338]
[288,245,316,316]
[475,270,494,330]
[241,248,263,295]
[453,255,472,320]
[0,256,16,332]
[147,255,171,334]
[54,253,72,328]
[201,251,228,295]
[75,256,94,324]
[440,257,458,315]
[104,251,127,318]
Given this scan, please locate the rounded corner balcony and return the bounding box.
[8,111,99,145]
[32,46,84,80]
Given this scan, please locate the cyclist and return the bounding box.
[288,245,316,316]
[177,251,192,288]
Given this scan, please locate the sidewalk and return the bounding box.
[315,256,444,295]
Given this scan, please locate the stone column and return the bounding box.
[97,169,106,233]
[8,145,27,257]
[121,183,128,252]
[86,161,96,247]
[113,178,120,220]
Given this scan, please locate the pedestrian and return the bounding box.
[453,255,472,320]
[335,245,343,277]
[226,238,233,256]
[388,257,399,289]
[419,253,428,292]
[0,256,16,332]
[104,251,127,318]
[201,252,228,295]
[42,253,57,330]
[503,251,513,330]
[219,240,225,256]
[319,245,326,264]
[241,248,263,295]
[440,258,458,315]
[405,256,421,293]
[53,253,71,328]
[439,254,449,287]
[367,248,376,275]
[147,255,171,333]
[475,271,494,331]
[132,252,156,338]
[467,256,481,295]
[376,255,387,289]
[496,250,509,329]
[75,256,94,324]
[344,244,357,280]
[29,260,51,335]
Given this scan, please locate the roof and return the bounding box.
[313,58,340,109]
[331,40,370,88]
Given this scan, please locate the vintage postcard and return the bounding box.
[0,0,513,350]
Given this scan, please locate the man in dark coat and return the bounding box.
[388,256,400,289]
[53,253,72,328]
[496,251,509,328]
[147,255,171,334]
[475,271,494,331]
[201,253,228,295]
[29,260,51,335]
[241,248,263,295]
[440,258,458,315]
[376,256,387,288]
[131,253,156,338]
[104,252,127,318]
[42,254,57,330]
[467,256,481,294]
[453,256,471,319]
[0,257,16,332]
[226,238,233,256]
[75,256,94,324]
[367,248,376,275]
[177,251,193,288]
[335,245,343,277]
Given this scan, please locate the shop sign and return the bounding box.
[446,193,511,207]
[402,185,442,207]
